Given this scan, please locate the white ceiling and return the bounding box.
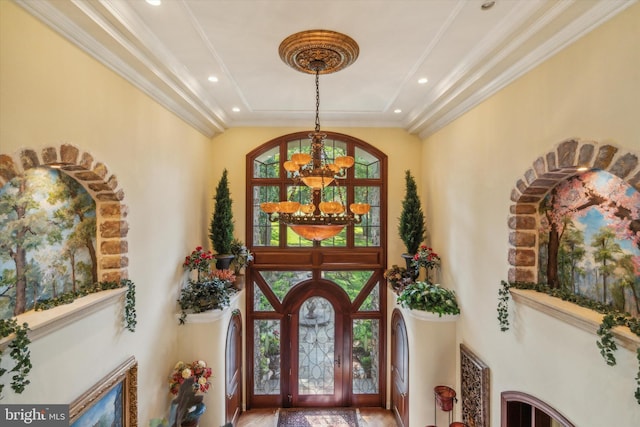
[16,0,635,138]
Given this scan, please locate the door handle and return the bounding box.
[334,355,341,368]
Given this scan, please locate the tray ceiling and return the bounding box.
[15,0,635,138]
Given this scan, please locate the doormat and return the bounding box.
[276,408,361,427]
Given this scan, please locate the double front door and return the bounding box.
[251,277,383,409]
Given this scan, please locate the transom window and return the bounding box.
[248,132,384,248]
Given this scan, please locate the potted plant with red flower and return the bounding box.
[183,246,213,283]
[397,246,460,320]
[179,246,235,323]
[412,245,441,283]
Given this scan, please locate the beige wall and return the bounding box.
[0,2,422,424]
[210,126,422,261]
[423,2,640,426]
[2,0,639,425]
[0,1,214,422]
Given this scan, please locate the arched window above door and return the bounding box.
[248,131,386,249]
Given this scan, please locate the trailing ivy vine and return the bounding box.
[596,313,619,366]
[497,281,640,404]
[0,319,32,398]
[636,348,640,403]
[497,280,511,331]
[0,279,136,399]
[123,279,137,332]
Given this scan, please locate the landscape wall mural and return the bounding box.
[0,167,97,319]
[538,169,640,317]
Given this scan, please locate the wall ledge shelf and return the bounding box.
[400,307,460,322]
[176,292,242,324]
[510,288,639,352]
[0,288,126,350]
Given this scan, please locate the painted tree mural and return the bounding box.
[0,167,96,318]
[539,170,640,316]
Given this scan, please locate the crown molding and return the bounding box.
[15,0,227,138]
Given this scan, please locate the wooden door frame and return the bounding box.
[281,280,353,407]
[391,308,409,427]
[225,310,243,425]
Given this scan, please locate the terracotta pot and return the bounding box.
[434,385,456,411]
[450,423,468,427]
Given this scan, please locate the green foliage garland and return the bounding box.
[0,279,136,399]
[209,169,234,255]
[0,318,31,398]
[36,279,137,332]
[398,170,426,255]
[497,281,640,404]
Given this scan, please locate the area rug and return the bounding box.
[276,408,361,427]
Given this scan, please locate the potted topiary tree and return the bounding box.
[398,170,426,278]
[209,169,235,270]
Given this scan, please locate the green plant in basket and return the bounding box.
[397,281,460,317]
[178,278,233,324]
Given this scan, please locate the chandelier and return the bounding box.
[260,30,370,241]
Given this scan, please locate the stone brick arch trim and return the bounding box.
[0,143,128,283]
[508,139,640,283]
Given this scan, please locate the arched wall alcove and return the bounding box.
[0,143,129,284]
[508,139,639,283]
[506,139,640,351]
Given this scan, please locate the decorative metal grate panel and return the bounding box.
[460,343,490,427]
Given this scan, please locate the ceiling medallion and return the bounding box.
[261,30,369,241]
[278,29,359,74]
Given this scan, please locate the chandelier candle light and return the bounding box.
[260,30,370,241]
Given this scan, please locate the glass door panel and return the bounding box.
[253,319,280,395]
[293,295,343,406]
[298,297,335,395]
[352,319,379,394]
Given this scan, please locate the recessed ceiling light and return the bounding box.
[207,75,218,83]
[481,1,495,10]
[418,77,428,84]
[577,166,589,172]
[232,107,240,113]
[146,0,162,6]
[394,109,402,114]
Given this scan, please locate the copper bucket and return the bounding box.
[434,385,457,411]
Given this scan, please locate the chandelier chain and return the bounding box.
[315,69,321,133]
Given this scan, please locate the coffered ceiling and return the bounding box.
[15,0,635,138]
